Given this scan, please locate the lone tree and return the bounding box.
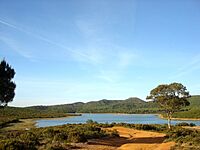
[0,59,16,107]
[147,83,190,129]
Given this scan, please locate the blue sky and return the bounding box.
[0,0,200,106]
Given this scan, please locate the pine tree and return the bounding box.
[0,59,16,107]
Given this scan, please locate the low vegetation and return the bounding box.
[166,127,200,150]
[0,123,118,150]
[1,117,200,150]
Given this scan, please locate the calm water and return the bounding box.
[36,113,200,127]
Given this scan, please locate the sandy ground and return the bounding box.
[73,126,175,150]
[0,119,36,131]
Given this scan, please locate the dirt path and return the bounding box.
[85,126,175,150]
[114,126,175,150]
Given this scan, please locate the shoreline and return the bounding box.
[1,115,78,131]
[158,114,200,121]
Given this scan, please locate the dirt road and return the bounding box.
[84,126,175,150]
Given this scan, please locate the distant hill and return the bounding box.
[27,95,200,118]
[27,97,159,114]
[1,96,199,121]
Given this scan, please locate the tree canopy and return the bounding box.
[0,59,16,107]
[147,82,190,128]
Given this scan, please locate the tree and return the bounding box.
[146,83,190,129]
[0,59,16,107]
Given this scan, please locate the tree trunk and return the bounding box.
[167,112,172,129]
[168,117,171,129]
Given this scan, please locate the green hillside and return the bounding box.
[28,95,200,118]
[76,97,159,113]
[173,95,200,118]
[27,97,159,114]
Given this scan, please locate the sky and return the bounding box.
[0,0,200,107]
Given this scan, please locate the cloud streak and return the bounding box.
[0,36,34,59]
[0,18,138,84]
[0,18,97,63]
[171,54,200,79]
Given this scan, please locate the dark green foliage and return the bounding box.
[115,123,168,132]
[86,119,98,124]
[176,122,196,127]
[0,131,38,150]
[0,59,16,107]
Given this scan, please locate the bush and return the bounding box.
[67,131,87,143]
[176,122,190,126]
[53,132,68,142]
[0,139,37,150]
[189,123,196,127]
[110,129,119,137]
[86,119,98,124]
[166,127,200,146]
[176,122,196,127]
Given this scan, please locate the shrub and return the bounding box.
[67,131,87,143]
[53,132,68,142]
[110,129,119,137]
[189,123,196,127]
[176,122,190,126]
[0,139,37,150]
[86,119,98,124]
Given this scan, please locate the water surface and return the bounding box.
[37,113,200,127]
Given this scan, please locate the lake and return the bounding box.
[36,113,200,127]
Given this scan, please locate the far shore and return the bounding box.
[158,114,200,121]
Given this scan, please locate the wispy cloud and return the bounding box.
[0,36,34,60]
[117,50,138,68]
[75,17,139,81]
[171,54,200,79]
[1,18,139,83]
[0,18,95,62]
